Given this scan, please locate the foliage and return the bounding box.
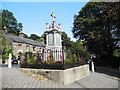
[64,52,72,64]
[2,44,16,59]
[1,9,23,36]
[23,33,29,38]
[29,34,41,41]
[113,50,120,57]
[72,53,77,63]
[72,2,120,61]
[0,31,5,54]
[71,40,90,59]
[76,54,80,62]
[61,32,73,49]
[0,31,15,59]
[47,52,55,64]
[41,33,46,44]
[24,52,35,64]
[41,60,48,64]
[66,52,71,60]
[64,59,72,64]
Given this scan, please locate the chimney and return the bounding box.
[19,32,24,38]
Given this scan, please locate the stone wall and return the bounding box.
[20,64,90,85]
[12,42,45,58]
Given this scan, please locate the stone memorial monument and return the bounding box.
[44,12,64,61]
[45,12,62,50]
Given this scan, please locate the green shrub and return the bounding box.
[24,52,35,64]
[64,59,72,64]
[66,52,71,60]
[76,54,80,62]
[72,53,77,63]
[2,45,16,59]
[41,60,47,64]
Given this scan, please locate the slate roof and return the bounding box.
[6,34,45,47]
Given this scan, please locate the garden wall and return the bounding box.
[20,64,89,85]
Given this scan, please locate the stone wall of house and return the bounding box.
[1,30,45,59]
[12,42,45,58]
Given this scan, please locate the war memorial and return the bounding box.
[20,13,90,85]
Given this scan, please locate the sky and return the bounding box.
[2,2,88,41]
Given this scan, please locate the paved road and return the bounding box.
[0,66,119,89]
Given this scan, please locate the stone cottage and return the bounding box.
[1,30,45,59]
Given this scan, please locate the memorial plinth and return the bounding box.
[20,64,90,85]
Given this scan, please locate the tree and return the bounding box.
[1,9,23,36]
[29,34,41,41]
[72,2,120,61]
[23,33,29,39]
[71,40,90,59]
[61,32,72,49]
[0,31,16,64]
[0,31,5,58]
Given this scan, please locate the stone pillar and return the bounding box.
[59,34,62,46]
[46,34,48,46]
[8,53,12,68]
[92,62,95,73]
[54,32,56,47]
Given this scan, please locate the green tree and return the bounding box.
[61,32,72,49]
[1,9,23,36]
[71,40,90,59]
[23,33,29,38]
[29,34,41,41]
[41,33,46,44]
[0,31,16,60]
[0,31,5,59]
[72,2,120,61]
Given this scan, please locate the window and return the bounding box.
[56,33,60,46]
[33,47,35,51]
[48,33,54,45]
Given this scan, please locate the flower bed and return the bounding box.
[20,60,87,70]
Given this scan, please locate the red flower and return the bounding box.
[47,62,50,64]
[38,60,41,63]
[55,61,62,64]
[47,56,51,61]
[60,55,63,59]
[60,55,63,63]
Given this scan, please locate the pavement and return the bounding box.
[0,65,119,89]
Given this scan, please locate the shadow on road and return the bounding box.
[0,64,20,68]
[95,68,120,79]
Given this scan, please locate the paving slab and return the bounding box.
[1,66,119,89]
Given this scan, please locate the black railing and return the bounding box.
[20,60,87,70]
[20,50,88,70]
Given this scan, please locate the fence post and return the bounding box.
[8,53,12,68]
[92,61,95,73]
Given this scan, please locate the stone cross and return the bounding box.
[51,12,56,21]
